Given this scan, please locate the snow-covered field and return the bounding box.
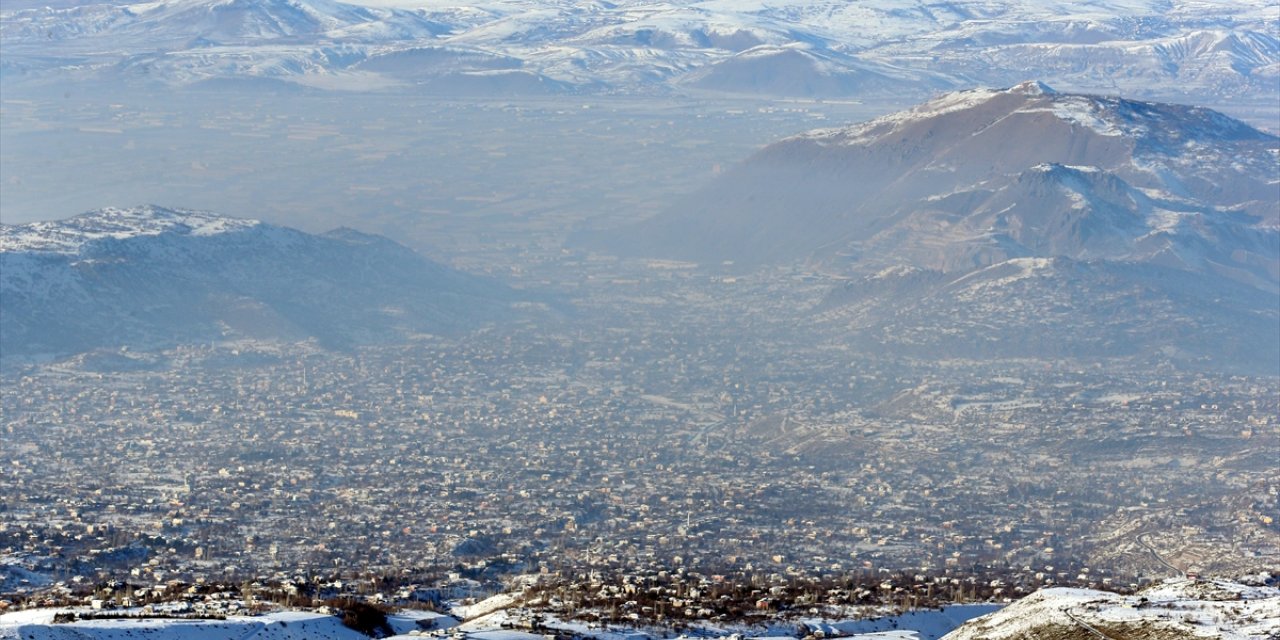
[0,609,368,640]
[941,578,1280,639]
[3,579,1276,640]
[0,608,456,640]
[450,598,1000,640]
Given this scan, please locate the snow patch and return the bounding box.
[943,579,1280,640]
[0,206,260,255]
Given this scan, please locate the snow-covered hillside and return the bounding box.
[0,206,260,255]
[1,0,1276,101]
[0,609,450,639]
[5,580,1275,640]
[0,205,522,358]
[443,598,1000,640]
[941,578,1280,639]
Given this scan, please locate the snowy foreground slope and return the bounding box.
[0,609,444,639]
[1,0,1276,101]
[452,600,1000,640]
[0,604,998,640]
[941,578,1280,640]
[0,611,361,639]
[2,580,1275,639]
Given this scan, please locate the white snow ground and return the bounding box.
[940,578,1280,640]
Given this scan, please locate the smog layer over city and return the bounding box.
[1,1,1278,639]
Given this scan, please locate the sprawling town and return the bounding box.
[3,257,1277,624]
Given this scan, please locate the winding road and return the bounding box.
[1137,532,1186,578]
[1061,606,1118,640]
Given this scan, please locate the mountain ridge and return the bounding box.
[2,0,1276,101]
[584,84,1279,372]
[595,82,1279,287]
[0,205,523,358]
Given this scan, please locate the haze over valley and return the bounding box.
[1,1,1278,639]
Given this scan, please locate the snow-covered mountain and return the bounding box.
[1,0,1276,101]
[588,84,1280,370]
[941,578,1280,640]
[600,82,1279,284]
[0,0,447,46]
[0,206,520,358]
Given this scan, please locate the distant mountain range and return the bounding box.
[0,206,521,358]
[2,0,1276,102]
[587,83,1280,370]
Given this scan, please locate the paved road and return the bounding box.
[1137,532,1185,578]
[1062,606,1118,640]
